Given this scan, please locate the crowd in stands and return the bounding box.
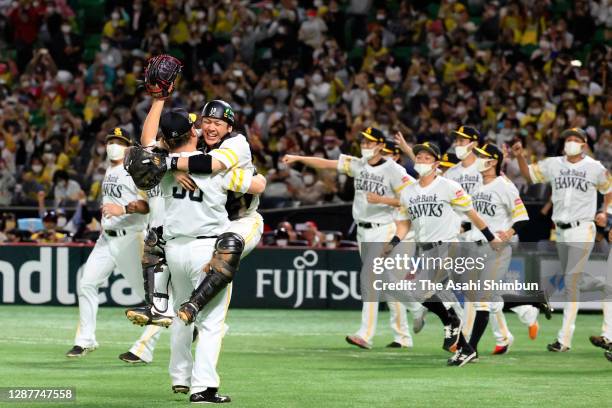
[0,0,610,243]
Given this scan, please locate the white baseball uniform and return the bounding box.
[74,162,162,363]
[337,154,422,347]
[164,150,253,395]
[465,176,536,346]
[529,155,611,347]
[207,133,264,257]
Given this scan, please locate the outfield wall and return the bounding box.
[0,244,608,310]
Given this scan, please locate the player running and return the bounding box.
[66,128,163,363]
[282,127,420,349]
[513,127,611,352]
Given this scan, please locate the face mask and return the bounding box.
[361,148,376,160]
[295,98,305,107]
[32,164,43,173]
[312,74,323,84]
[0,140,4,149]
[414,163,434,177]
[374,77,385,85]
[106,143,126,161]
[476,158,493,172]
[564,141,583,156]
[61,24,71,34]
[303,174,315,185]
[227,81,237,91]
[455,144,472,160]
[91,89,99,97]
[264,104,274,113]
[394,104,403,112]
[112,12,120,21]
[100,43,109,51]
[133,65,142,73]
[243,106,253,115]
[99,106,109,115]
[96,145,106,155]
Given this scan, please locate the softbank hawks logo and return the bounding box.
[256,250,360,308]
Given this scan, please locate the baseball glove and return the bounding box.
[144,54,183,99]
[123,146,168,190]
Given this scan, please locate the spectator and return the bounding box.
[297,221,326,247]
[0,158,15,205]
[30,209,67,243]
[52,169,82,208]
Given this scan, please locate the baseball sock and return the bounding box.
[468,311,489,352]
[422,295,453,326]
[501,294,540,309]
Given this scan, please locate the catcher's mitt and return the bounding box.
[144,54,183,99]
[123,146,168,190]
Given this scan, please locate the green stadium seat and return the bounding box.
[427,3,440,19]
[392,46,411,65]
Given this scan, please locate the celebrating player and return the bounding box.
[283,127,421,349]
[513,127,612,352]
[66,128,163,364]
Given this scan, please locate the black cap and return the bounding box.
[160,109,196,141]
[560,127,587,142]
[43,210,57,223]
[451,125,480,143]
[360,127,385,143]
[106,127,132,145]
[474,143,504,175]
[413,141,441,160]
[202,100,235,126]
[439,152,459,168]
[382,135,400,154]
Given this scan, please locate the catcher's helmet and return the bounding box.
[202,100,235,126]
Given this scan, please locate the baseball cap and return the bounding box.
[360,127,386,143]
[473,143,503,161]
[106,127,132,145]
[43,210,58,223]
[451,125,480,142]
[382,135,400,155]
[439,152,459,168]
[560,127,587,142]
[160,109,197,140]
[413,141,441,161]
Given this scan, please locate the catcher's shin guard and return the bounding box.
[178,232,244,324]
[141,227,169,312]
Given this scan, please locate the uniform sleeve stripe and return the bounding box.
[394,181,412,193]
[229,170,238,190]
[214,149,238,167]
[450,199,471,207]
[343,157,352,176]
[224,148,239,165]
[512,210,528,218]
[236,169,245,191]
[531,163,545,183]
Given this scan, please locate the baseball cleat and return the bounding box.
[125,305,173,328]
[178,302,199,325]
[589,335,612,350]
[606,350,612,362]
[547,340,570,352]
[385,341,412,349]
[442,318,462,353]
[448,348,477,367]
[413,307,427,334]
[172,385,190,394]
[528,322,539,340]
[492,344,509,355]
[66,345,95,358]
[345,335,372,350]
[536,291,553,320]
[118,351,146,364]
[190,388,231,404]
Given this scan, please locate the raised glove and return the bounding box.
[144,54,183,99]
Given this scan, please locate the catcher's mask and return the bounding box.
[160,109,197,149]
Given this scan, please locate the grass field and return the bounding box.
[1,306,612,407]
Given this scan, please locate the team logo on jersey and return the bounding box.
[454,174,480,194]
[405,194,444,219]
[355,170,386,195]
[553,169,589,192]
[473,192,496,216]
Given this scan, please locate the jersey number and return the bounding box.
[172,186,203,202]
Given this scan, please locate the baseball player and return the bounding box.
[462,143,551,357]
[66,128,163,364]
[445,126,538,351]
[132,108,265,402]
[283,127,418,349]
[391,142,502,366]
[125,98,264,327]
[513,127,611,351]
[589,226,612,353]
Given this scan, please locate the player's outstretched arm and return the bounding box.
[511,141,534,184]
[247,174,266,194]
[141,99,165,147]
[281,154,339,169]
[367,192,400,207]
[394,219,411,240]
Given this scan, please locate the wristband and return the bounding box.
[124,205,129,215]
[480,227,495,242]
[389,235,401,247]
[170,156,179,171]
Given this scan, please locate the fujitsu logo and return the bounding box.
[255,250,360,307]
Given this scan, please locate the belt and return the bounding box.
[357,222,382,229]
[555,221,585,230]
[196,235,218,239]
[419,241,443,251]
[105,229,127,237]
[461,222,472,232]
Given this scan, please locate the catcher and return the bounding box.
[124,54,264,329]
